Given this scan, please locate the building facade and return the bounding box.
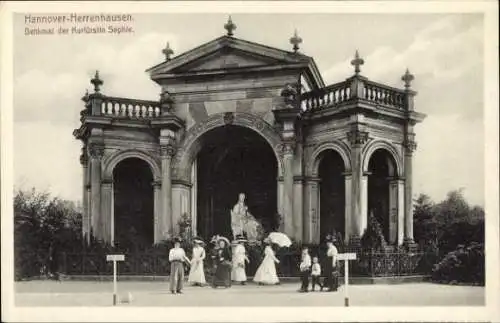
[73,21,425,249]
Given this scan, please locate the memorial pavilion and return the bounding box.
[73,17,426,250]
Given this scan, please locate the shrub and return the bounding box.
[431,242,484,285]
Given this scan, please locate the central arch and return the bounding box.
[195,125,279,239]
[172,112,284,182]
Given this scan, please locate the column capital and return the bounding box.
[88,143,105,159]
[160,144,176,158]
[346,130,369,147]
[404,140,417,155]
[278,141,296,156]
[152,180,162,188]
[341,171,353,177]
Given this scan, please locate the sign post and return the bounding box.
[106,254,125,306]
[337,252,357,307]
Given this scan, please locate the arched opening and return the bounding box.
[318,150,345,241]
[113,158,154,249]
[367,149,397,243]
[196,125,278,240]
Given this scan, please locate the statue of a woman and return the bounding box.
[231,193,248,239]
[230,193,263,241]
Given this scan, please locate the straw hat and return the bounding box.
[193,236,204,245]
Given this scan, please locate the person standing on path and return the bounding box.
[253,238,280,285]
[299,246,311,292]
[188,237,206,286]
[169,238,191,294]
[231,235,250,285]
[322,237,339,292]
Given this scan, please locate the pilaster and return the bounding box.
[152,180,162,243]
[100,178,113,244]
[160,129,176,240]
[88,142,104,241]
[279,142,295,238]
[303,176,320,243]
[79,149,90,244]
[403,138,417,246]
[346,128,369,241]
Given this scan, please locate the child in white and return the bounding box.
[311,257,322,291]
[299,247,311,292]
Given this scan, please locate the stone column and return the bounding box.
[280,143,295,238]
[152,181,162,244]
[277,177,284,231]
[293,176,303,241]
[347,129,369,247]
[343,173,352,243]
[80,150,90,244]
[388,178,399,245]
[404,140,417,245]
[171,180,191,237]
[397,179,405,245]
[88,143,104,241]
[360,174,369,236]
[191,159,198,237]
[160,144,175,239]
[303,177,320,244]
[100,179,113,244]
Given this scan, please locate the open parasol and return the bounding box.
[267,232,292,248]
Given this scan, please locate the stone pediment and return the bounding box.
[146,36,324,89]
[175,49,281,72]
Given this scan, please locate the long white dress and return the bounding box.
[253,245,279,285]
[188,245,206,285]
[231,244,248,282]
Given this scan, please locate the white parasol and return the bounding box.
[267,232,292,247]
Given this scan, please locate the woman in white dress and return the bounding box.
[253,238,280,285]
[231,235,250,285]
[188,237,206,286]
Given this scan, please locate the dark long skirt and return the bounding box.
[212,262,232,287]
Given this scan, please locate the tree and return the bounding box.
[413,193,438,251]
[14,188,83,279]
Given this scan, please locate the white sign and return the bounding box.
[106,254,125,262]
[106,254,125,305]
[338,252,357,307]
[337,253,357,261]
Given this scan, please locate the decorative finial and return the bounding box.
[350,50,364,75]
[162,42,174,61]
[90,71,103,93]
[224,15,236,37]
[289,29,302,53]
[402,68,415,89]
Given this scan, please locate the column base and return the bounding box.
[403,238,418,252]
[347,235,361,253]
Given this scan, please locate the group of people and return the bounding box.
[168,234,339,294]
[298,238,339,292]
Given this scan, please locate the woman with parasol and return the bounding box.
[210,235,232,288]
[253,237,281,285]
[188,236,206,286]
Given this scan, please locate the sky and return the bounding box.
[13,13,485,206]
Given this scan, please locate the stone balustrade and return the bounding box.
[301,77,407,112]
[99,96,161,119]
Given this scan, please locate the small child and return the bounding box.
[311,257,323,291]
[299,247,311,292]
